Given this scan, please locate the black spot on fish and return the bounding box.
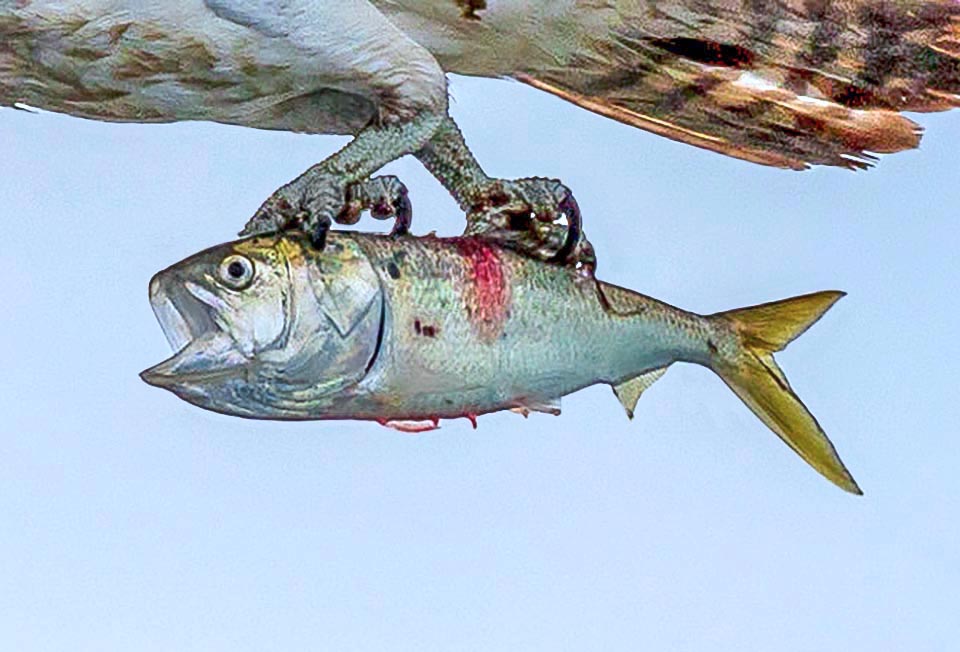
[386,261,401,279]
[414,319,438,338]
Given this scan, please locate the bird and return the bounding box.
[4,1,960,243]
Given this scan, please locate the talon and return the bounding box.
[464,176,594,270]
[337,199,364,226]
[339,175,413,236]
[310,218,331,250]
[549,190,582,265]
[246,171,413,240]
[390,186,412,236]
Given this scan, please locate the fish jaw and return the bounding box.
[140,332,248,388]
[140,267,250,391]
[141,233,393,419]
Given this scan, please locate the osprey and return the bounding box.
[4,1,960,239]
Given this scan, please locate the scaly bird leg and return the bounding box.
[241,112,443,247]
[415,116,595,269]
[241,112,592,267]
[219,0,586,263]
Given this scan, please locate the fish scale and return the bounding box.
[353,233,705,414]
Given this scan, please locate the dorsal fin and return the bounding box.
[612,367,669,419]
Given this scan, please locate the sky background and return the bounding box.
[1,74,958,651]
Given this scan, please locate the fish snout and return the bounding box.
[142,269,248,387]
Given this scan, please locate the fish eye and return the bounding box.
[218,255,255,290]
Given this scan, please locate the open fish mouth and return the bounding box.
[140,270,247,388]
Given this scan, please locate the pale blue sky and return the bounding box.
[1,75,958,650]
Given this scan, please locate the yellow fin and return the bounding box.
[712,292,861,494]
[613,367,669,420]
[721,291,846,352]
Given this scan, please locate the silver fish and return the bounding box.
[142,232,860,494]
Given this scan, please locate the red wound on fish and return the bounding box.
[454,237,510,341]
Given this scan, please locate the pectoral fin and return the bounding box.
[613,367,669,419]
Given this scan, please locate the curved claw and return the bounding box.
[310,221,330,250]
[463,176,596,272]
[241,174,413,252]
[338,175,413,237]
[547,188,582,266]
[389,187,413,237]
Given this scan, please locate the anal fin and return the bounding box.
[613,367,669,419]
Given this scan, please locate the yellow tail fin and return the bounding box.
[711,292,862,494]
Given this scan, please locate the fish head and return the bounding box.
[141,233,384,418]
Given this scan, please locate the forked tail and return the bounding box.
[709,291,861,494]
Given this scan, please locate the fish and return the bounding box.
[141,231,860,494]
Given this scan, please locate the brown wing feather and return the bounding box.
[516,0,960,169]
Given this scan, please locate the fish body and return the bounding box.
[142,231,861,493]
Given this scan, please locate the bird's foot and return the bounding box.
[240,173,412,248]
[465,177,596,272]
[339,175,412,236]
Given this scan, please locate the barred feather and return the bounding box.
[513,0,960,169]
[6,1,960,169]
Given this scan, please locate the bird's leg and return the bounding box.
[415,116,595,269]
[413,116,492,210]
[241,112,442,247]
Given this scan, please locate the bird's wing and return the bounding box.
[513,0,960,170]
[1,1,445,133]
